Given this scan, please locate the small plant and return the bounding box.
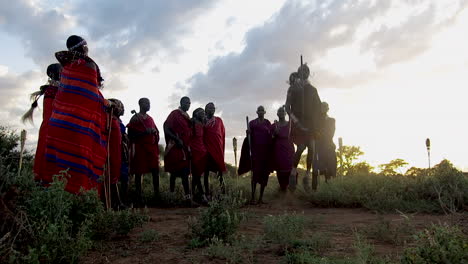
[363,215,413,245]
[291,233,332,255]
[138,229,159,243]
[401,223,468,264]
[205,235,258,264]
[263,212,307,245]
[188,196,245,247]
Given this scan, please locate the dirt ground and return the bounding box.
[82,196,456,264]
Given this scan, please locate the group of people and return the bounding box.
[24,34,337,208]
[238,63,337,204]
[24,35,226,208]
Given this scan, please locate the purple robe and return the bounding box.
[250,118,272,186]
[272,121,294,190]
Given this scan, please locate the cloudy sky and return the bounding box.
[1,0,468,171]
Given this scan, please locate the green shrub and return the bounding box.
[188,196,245,247]
[307,160,468,213]
[263,213,307,245]
[363,215,414,245]
[138,229,159,243]
[1,163,147,263]
[205,236,258,263]
[401,223,468,264]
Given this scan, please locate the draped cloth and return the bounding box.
[315,117,337,174]
[287,81,322,145]
[238,119,272,186]
[44,51,107,194]
[34,84,58,182]
[190,122,207,177]
[204,116,226,172]
[164,109,192,173]
[109,117,122,184]
[127,113,159,174]
[271,121,294,190]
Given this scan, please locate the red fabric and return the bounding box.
[127,113,160,174]
[164,109,192,173]
[204,116,226,172]
[109,117,122,184]
[34,85,58,181]
[190,122,207,177]
[44,57,107,194]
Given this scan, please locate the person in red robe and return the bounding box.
[164,96,192,201]
[107,98,126,209]
[203,102,226,197]
[248,106,272,204]
[271,106,294,192]
[127,98,160,206]
[190,108,208,204]
[22,63,62,184]
[44,35,107,194]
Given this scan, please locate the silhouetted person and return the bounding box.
[127,98,160,206]
[285,64,322,191]
[45,35,107,194]
[108,98,126,209]
[313,102,337,182]
[248,106,272,204]
[22,63,62,184]
[164,96,192,202]
[203,102,226,198]
[190,108,208,204]
[271,106,294,192]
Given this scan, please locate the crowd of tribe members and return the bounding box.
[23,35,337,208]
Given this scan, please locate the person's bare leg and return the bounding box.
[291,145,306,191]
[258,184,266,204]
[152,168,159,196]
[250,179,257,204]
[203,170,210,197]
[217,171,225,194]
[135,173,143,206]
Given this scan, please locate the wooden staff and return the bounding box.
[426,138,431,169]
[233,137,238,169]
[104,107,114,210]
[18,130,26,177]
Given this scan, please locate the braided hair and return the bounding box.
[21,63,62,124]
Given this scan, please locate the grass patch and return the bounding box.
[138,229,159,243]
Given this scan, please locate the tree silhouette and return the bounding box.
[379,158,408,176]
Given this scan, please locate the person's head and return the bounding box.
[321,102,329,115]
[109,98,124,116]
[256,105,266,118]
[46,63,62,81]
[289,72,299,85]
[66,35,88,55]
[193,108,205,122]
[205,102,215,118]
[297,63,310,80]
[277,106,286,120]
[138,97,150,112]
[180,96,191,112]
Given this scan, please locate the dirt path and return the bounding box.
[82,197,453,264]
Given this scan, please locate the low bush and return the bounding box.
[306,160,468,213]
[401,223,468,264]
[188,196,245,247]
